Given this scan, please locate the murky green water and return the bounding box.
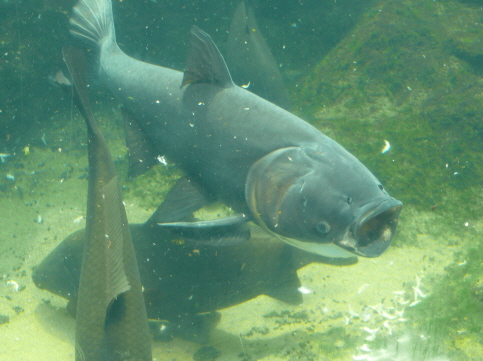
[1,0,483,360]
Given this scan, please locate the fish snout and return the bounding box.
[338,199,402,257]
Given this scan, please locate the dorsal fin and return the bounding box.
[182,25,234,89]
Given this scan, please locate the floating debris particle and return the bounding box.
[157,155,168,166]
[348,304,359,318]
[7,280,19,292]
[358,284,370,294]
[412,275,428,300]
[381,140,391,154]
[0,153,11,163]
[409,300,421,307]
[73,216,85,224]
[381,310,397,320]
[362,327,379,341]
[360,307,372,322]
[298,286,313,294]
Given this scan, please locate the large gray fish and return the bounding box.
[227,1,292,111]
[62,47,151,360]
[32,206,357,343]
[69,0,402,258]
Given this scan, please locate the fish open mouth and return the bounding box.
[338,199,403,258]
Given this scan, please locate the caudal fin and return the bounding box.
[69,0,116,49]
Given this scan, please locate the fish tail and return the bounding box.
[69,0,116,50]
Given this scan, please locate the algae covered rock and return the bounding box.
[296,0,483,223]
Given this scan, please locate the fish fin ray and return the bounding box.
[62,47,96,129]
[69,0,116,48]
[182,26,234,88]
[158,214,251,246]
[146,177,211,225]
[101,176,131,308]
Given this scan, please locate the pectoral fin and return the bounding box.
[145,177,212,225]
[264,274,304,305]
[158,214,251,246]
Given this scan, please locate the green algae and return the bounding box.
[274,327,360,361]
[404,239,483,359]
[288,2,483,356]
[122,164,182,210]
[294,0,483,226]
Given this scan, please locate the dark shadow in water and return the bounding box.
[34,300,322,359]
[34,302,75,346]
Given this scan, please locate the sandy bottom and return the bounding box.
[0,128,470,360]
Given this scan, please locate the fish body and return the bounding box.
[32,220,357,343]
[69,0,402,258]
[62,47,151,360]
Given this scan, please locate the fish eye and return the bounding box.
[378,184,384,191]
[347,197,353,205]
[316,221,330,234]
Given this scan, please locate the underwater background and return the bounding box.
[1,0,483,360]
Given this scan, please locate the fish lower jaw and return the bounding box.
[276,234,357,259]
[337,233,358,253]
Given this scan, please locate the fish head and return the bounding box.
[246,146,402,258]
[32,229,84,300]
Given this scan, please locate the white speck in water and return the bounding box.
[358,284,370,294]
[7,280,19,292]
[381,140,391,154]
[297,286,313,294]
[157,155,168,166]
[73,216,85,224]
